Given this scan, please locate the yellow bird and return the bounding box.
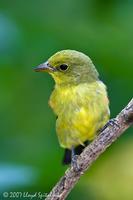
[34,50,110,164]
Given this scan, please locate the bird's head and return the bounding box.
[34,50,99,85]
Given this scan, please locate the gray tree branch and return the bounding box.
[45,98,133,200]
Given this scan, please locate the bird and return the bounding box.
[34,50,110,165]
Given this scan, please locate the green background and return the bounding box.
[0,0,133,199]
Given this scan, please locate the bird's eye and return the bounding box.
[59,64,68,71]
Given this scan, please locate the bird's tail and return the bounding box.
[62,141,88,165]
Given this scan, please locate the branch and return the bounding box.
[45,98,133,200]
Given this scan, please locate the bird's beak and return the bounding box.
[33,62,55,72]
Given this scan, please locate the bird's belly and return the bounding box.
[49,82,110,149]
[56,105,109,149]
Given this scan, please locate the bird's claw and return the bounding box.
[101,119,120,132]
[71,155,81,172]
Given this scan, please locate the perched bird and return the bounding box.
[34,50,110,165]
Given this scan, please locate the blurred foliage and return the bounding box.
[0,0,133,199]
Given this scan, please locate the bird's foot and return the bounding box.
[101,118,120,132]
[71,155,80,172]
[71,147,81,172]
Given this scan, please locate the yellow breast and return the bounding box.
[49,81,109,149]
